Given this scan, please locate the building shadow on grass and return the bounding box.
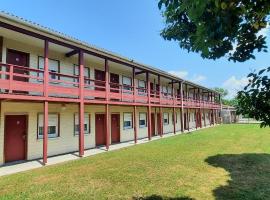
[133,195,194,200]
[205,153,270,200]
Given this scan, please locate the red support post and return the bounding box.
[159,107,163,137]
[146,72,152,140]
[134,105,137,143]
[43,101,48,164]
[43,40,49,165]
[79,50,85,156]
[180,82,184,132]
[132,67,136,103]
[105,104,110,150]
[105,58,110,150]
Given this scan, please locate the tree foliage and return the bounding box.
[158,0,270,62]
[237,67,270,127]
[213,87,238,106]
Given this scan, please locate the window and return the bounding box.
[163,113,169,125]
[38,56,60,80]
[162,86,168,96]
[139,112,147,128]
[74,113,90,135]
[123,113,133,129]
[37,113,59,139]
[123,76,132,92]
[73,64,90,84]
[138,80,146,94]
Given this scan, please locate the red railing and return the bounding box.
[0,63,221,108]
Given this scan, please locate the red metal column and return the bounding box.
[105,104,110,150]
[79,50,85,156]
[105,59,110,150]
[133,105,137,143]
[146,72,152,140]
[172,82,176,134]
[43,40,49,164]
[43,101,48,164]
[195,109,198,129]
[132,67,136,103]
[187,108,190,131]
[180,82,184,132]
[159,107,163,137]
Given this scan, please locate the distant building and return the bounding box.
[221,105,238,124]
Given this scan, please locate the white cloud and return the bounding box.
[222,76,249,99]
[191,74,206,83]
[168,70,188,78]
[168,70,206,83]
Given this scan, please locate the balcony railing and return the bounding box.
[0,63,221,108]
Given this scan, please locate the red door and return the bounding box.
[111,114,120,143]
[110,73,119,93]
[4,115,27,163]
[151,113,155,136]
[157,113,162,135]
[95,69,105,91]
[95,114,106,146]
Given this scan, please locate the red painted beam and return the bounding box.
[133,105,137,143]
[79,50,85,156]
[43,101,48,164]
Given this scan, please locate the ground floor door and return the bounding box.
[151,113,155,136]
[95,114,106,146]
[157,113,162,135]
[111,114,120,144]
[4,115,27,163]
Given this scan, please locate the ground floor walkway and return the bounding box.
[0,125,216,176]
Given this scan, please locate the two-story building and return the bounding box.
[0,12,221,166]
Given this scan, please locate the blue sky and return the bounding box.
[1,0,269,98]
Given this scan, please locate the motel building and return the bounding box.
[0,12,221,166]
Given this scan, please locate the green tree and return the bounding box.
[158,0,270,126]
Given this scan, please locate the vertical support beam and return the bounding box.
[146,71,152,140]
[105,104,110,150]
[158,75,161,103]
[43,101,48,164]
[132,67,136,103]
[133,105,137,143]
[104,58,109,150]
[147,105,152,140]
[173,107,176,134]
[159,107,163,137]
[204,110,206,127]
[195,109,198,129]
[79,50,85,156]
[44,40,49,98]
[180,82,184,132]
[43,40,49,165]
[187,108,190,131]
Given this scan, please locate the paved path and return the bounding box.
[0,126,214,176]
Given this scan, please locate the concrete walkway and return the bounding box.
[0,126,214,177]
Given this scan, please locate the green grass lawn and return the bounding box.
[0,124,270,200]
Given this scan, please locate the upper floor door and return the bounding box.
[6,49,29,82]
[95,69,105,91]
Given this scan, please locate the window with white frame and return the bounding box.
[38,56,60,80]
[162,86,168,96]
[163,113,169,125]
[37,113,59,139]
[139,112,147,128]
[73,64,90,84]
[123,113,133,129]
[138,80,146,94]
[74,113,90,135]
[123,76,132,92]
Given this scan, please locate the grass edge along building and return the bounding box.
[0,12,221,166]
